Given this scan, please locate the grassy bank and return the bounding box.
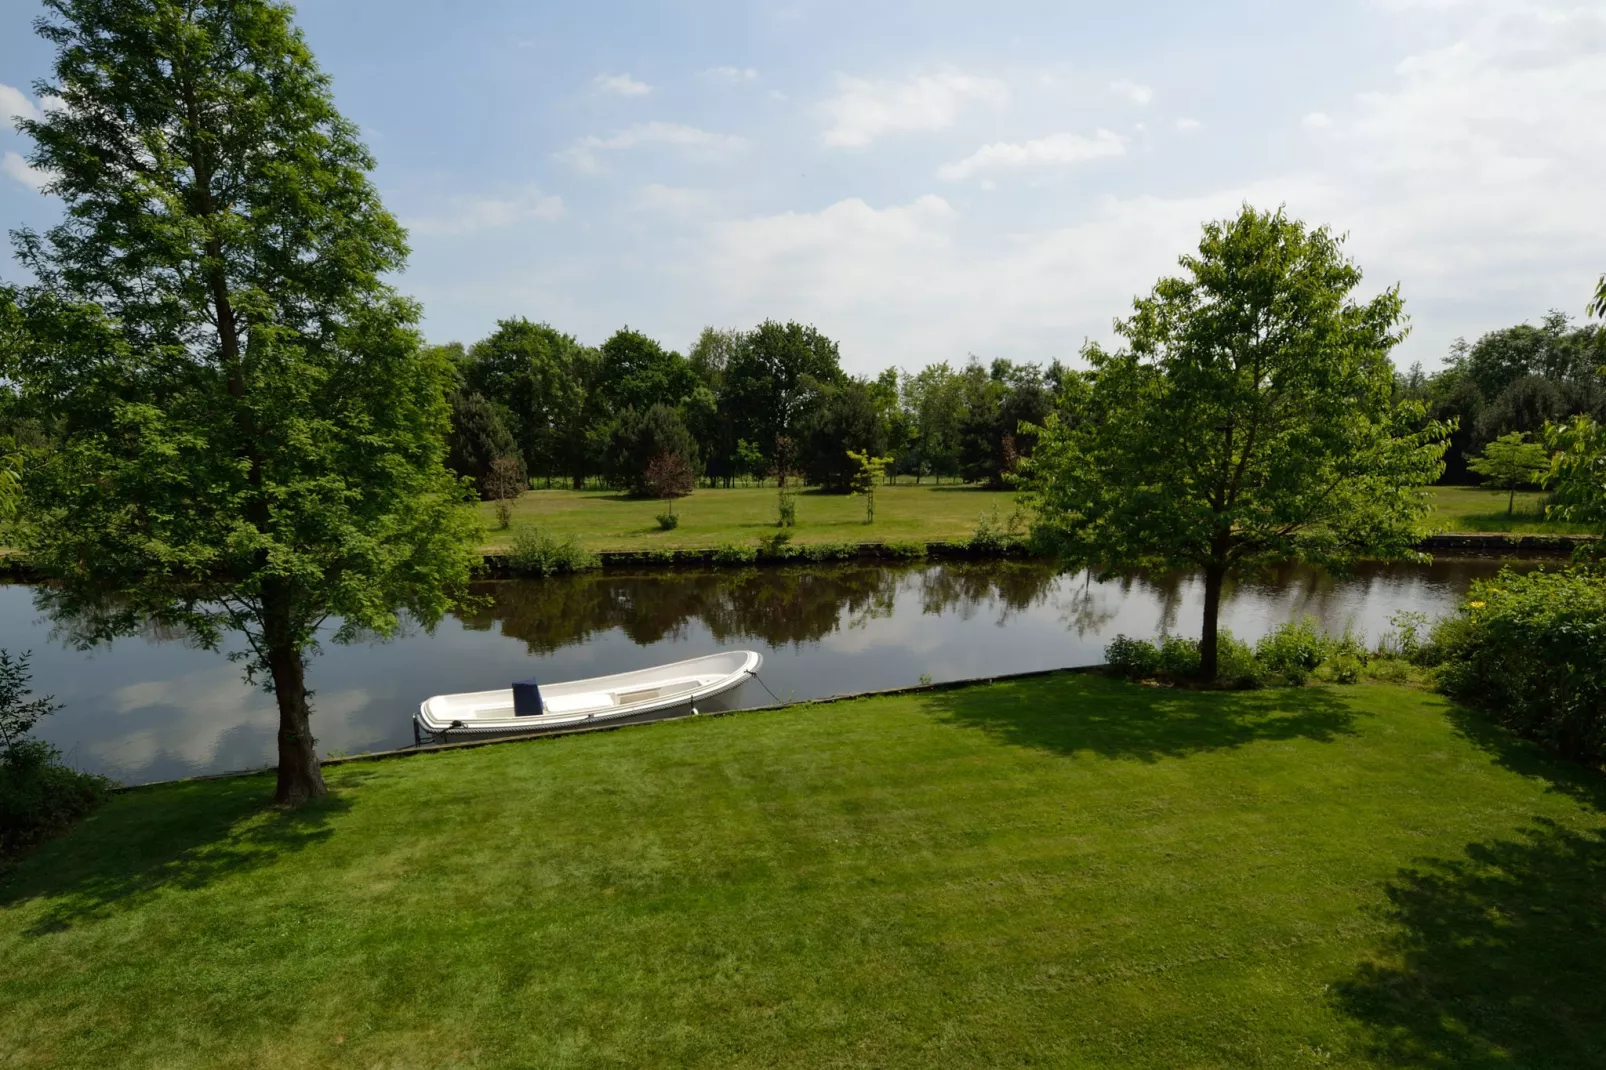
[4,675,1603,1067]
[476,483,1020,552]
[472,484,1590,554]
[1424,486,1596,535]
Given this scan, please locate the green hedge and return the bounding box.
[1434,567,1606,762]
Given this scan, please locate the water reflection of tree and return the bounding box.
[459,566,910,653]
[460,563,1068,654]
[915,562,1060,625]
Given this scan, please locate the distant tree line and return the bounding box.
[1394,311,1606,483]
[437,319,1078,498]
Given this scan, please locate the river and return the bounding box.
[6,557,1535,785]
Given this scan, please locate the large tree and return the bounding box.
[0,0,478,804]
[461,318,593,487]
[1024,206,1449,679]
[720,320,843,469]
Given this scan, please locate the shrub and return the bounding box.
[1366,657,1413,684]
[0,650,113,859]
[758,531,795,558]
[1326,653,1363,685]
[1104,635,1160,679]
[968,507,1027,553]
[1157,635,1202,680]
[1255,617,1330,684]
[798,542,859,563]
[883,540,928,559]
[655,512,679,531]
[712,542,758,565]
[2,739,114,858]
[1376,610,1435,665]
[1434,567,1606,762]
[507,528,600,576]
[1215,631,1265,688]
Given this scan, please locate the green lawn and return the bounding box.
[1423,486,1595,535]
[471,484,1594,553]
[476,483,1021,552]
[4,676,1603,1068]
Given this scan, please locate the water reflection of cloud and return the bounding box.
[92,665,372,777]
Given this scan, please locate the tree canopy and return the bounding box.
[1,0,478,804]
[1024,206,1449,679]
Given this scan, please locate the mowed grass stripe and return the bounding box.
[2,675,1603,1067]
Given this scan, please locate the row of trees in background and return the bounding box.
[1397,310,1606,484]
[441,308,1605,504]
[438,318,1072,499]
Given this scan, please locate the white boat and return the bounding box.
[414,650,764,742]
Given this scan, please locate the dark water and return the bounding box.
[8,558,1535,785]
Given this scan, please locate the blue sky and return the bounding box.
[3,0,1603,375]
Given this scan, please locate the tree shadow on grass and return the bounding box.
[923,674,1360,762]
[0,773,353,936]
[1334,708,1606,1067]
[1335,817,1606,1068]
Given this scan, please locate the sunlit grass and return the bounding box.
[475,483,1021,552]
[1424,486,1595,535]
[3,675,1603,1068]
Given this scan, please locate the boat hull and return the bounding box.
[414,650,763,742]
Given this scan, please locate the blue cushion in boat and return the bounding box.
[512,678,544,717]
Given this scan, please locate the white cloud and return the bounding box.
[634,183,718,217]
[691,183,1322,370]
[1174,117,1204,134]
[1,83,42,126]
[1109,78,1154,105]
[712,0,1604,370]
[594,72,652,96]
[2,151,53,191]
[1302,111,1334,129]
[821,71,1009,148]
[1292,0,1606,350]
[404,186,564,236]
[937,129,1126,180]
[556,121,745,172]
[703,66,758,84]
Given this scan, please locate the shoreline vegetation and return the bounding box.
[461,484,1593,573]
[0,485,1592,581]
[5,673,1604,1067]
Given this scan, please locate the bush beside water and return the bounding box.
[1433,568,1606,763]
[1104,614,1430,690]
[507,528,600,576]
[0,651,113,861]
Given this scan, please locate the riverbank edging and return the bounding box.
[0,532,1590,584]
[479,531,1594,575]
[112,663,1108,792]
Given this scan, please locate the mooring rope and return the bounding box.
[753,672,786,708]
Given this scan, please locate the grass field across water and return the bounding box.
[474,484,1590,552]
[3,675,1603,1067]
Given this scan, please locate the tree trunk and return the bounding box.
[263,586,326,806]
[1508,487,1515,516]
[1200,561,1225,682]
[572,472,584,491]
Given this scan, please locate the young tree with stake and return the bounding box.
[0,0,479,804]
[1024,207,1449,680]
[1467,432,1550,515]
